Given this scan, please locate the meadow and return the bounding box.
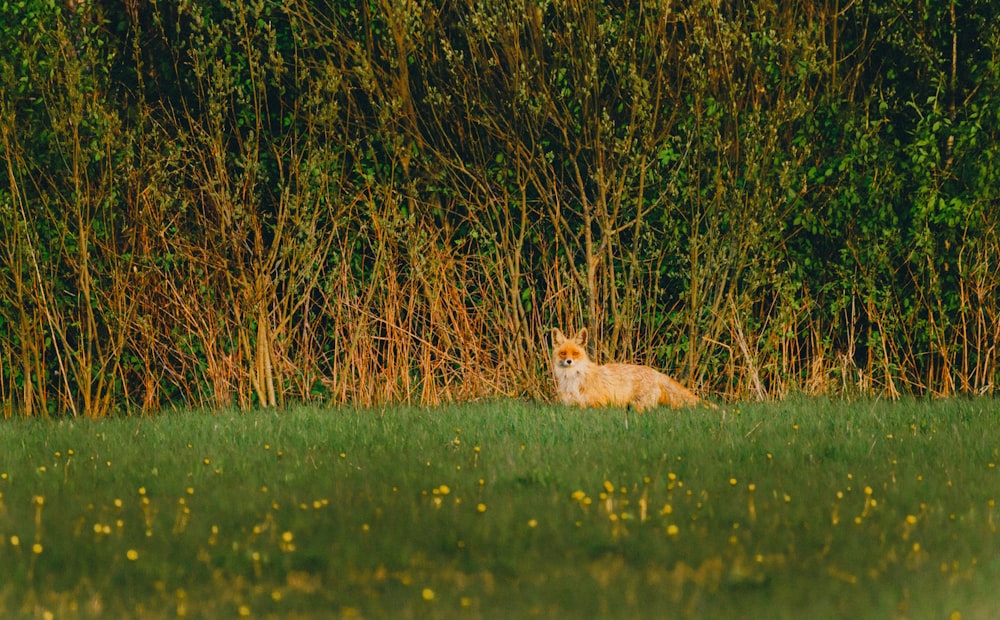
[1,399,998,619]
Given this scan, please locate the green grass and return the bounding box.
[1,399,999,618]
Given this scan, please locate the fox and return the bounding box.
[550,327,707,411]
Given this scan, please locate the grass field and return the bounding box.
[1,398,998,619]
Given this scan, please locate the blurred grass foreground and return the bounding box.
[1,399,998,618]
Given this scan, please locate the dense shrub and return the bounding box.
[1,0,999,415]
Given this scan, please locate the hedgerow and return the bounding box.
[2,0,999,415]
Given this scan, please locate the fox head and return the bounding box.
[551,327,590,369]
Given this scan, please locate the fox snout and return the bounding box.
[555,350,582,369]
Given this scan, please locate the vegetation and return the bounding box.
[2,0,1000,415]
[0,399,998,618]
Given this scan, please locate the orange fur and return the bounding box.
[550,327,706,411]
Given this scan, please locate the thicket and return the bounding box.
[1,0,999,416]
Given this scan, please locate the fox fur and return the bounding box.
[550,327,705,411]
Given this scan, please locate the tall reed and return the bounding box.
[1,0,998,415]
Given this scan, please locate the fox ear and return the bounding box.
[575,328,588,345]
[551,328,566,346]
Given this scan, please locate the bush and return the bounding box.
[1,0,999,415]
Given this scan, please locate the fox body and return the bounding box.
[550,327,703,411]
